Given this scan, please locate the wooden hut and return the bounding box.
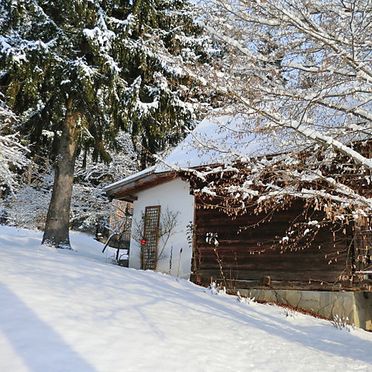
[105,116,372,330]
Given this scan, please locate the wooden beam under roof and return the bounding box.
[105,171,177,201]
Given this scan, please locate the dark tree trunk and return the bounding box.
[42,99,79,248]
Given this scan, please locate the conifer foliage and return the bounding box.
[0,0,212,247]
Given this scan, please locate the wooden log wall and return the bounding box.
[192,199,359,291]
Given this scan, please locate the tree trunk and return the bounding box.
[42,99,79,248]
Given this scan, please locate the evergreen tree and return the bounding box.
[0,0,214,247]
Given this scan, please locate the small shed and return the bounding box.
[105,167,194,278]
[104,116,372,330]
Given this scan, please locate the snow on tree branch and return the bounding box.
[194,0,371,164]
[0,103,29,193]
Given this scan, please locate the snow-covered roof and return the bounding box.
[104,114,371,197]
[104,115,283,194]
[157,115,282,170]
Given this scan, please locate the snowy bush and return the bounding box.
[207,281,226,295]
[282,307,297,319]
[0,103,29,194]
[2,185,50,229]
[331,315,352,332]
[1,137,137,232]
[237,291,256,305]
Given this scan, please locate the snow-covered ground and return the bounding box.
[0,225,371,372]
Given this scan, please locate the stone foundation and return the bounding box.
[237,288,372,331]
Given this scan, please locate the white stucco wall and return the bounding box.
[129,178,195,279]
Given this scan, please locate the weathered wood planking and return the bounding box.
[193,198,354,290]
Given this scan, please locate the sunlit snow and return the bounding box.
[0,225,371,372]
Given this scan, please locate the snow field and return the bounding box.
[0,225,371,372]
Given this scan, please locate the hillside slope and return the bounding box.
[0,225,371,372]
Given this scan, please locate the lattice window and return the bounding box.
[142,206,161,270]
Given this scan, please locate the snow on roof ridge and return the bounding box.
[155,115,283,171]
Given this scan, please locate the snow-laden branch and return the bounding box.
[194,0,372,170]
[186,143,371,222]
[0,132,29,193]
[234,95,372,170]
[269,2,372,84]
[0,103,30,193]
